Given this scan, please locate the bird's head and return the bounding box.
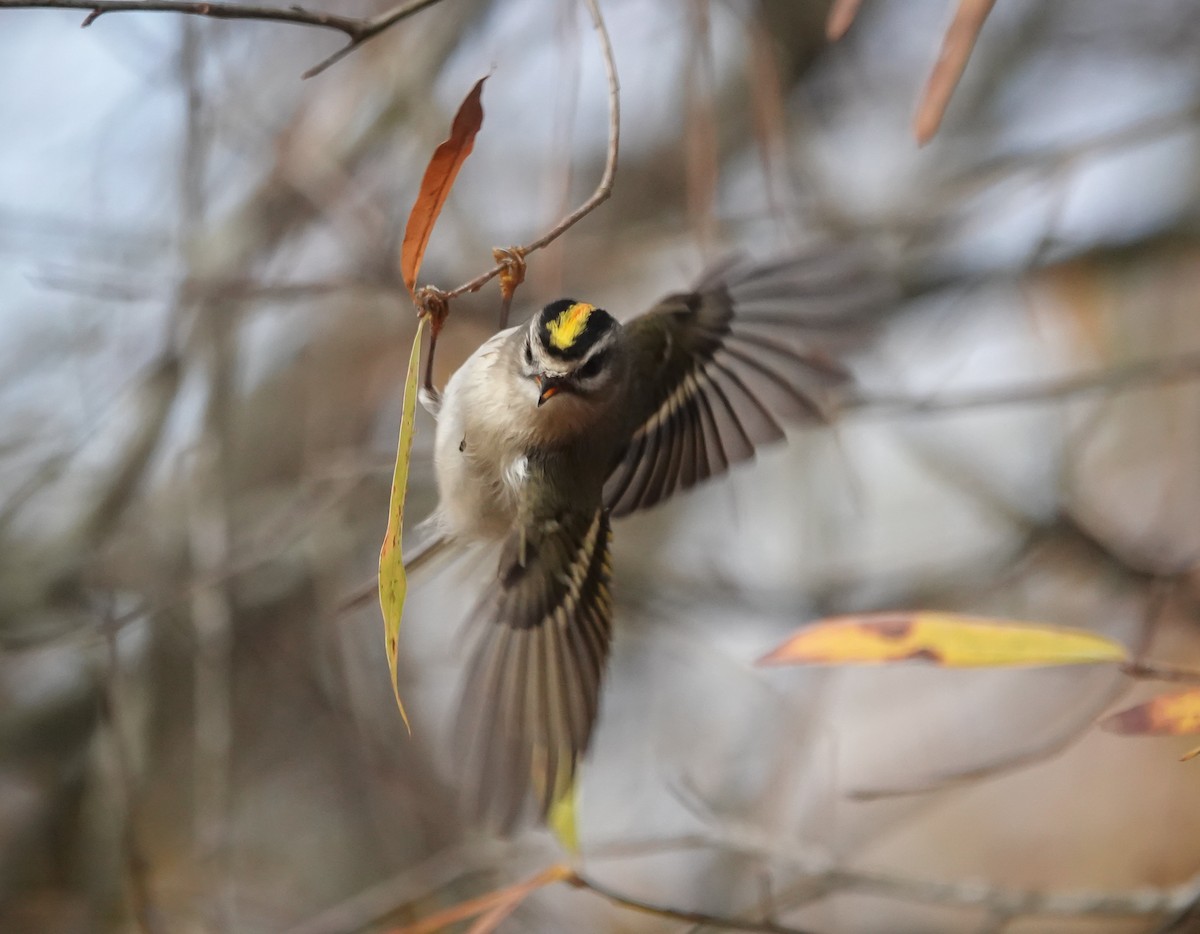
[522,299,621,407]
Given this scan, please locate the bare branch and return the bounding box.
[569,871,819,934]
[0,0,358,31]
[302,0,446,79]
[851,350,1200,418]
[824,865,1200,920]
[593,831,1200,925]
[97,604,166,934]
[361,840,1200,934]
[0,0,445,78]
[824,0,862,42]
[1123,660,1200,685]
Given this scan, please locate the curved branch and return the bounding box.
[440,0,620,301]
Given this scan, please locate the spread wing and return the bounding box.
[455,506,613,830]
[603,249,889,518]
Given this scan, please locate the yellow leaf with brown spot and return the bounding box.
[1101,689,1200,737]
[378,317,426,732]
[758,612,1129,668]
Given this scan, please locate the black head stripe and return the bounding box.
[535,299,614,361]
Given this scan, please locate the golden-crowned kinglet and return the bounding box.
[411,249,888,829]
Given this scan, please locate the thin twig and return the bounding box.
[343,830,1200,934]
[0,0,362,31]
[438,0,620,302]
[570,872,820,934]
[598,831,1200,925]
[1123,660,1200,685]
[97,606,166,934]
[302,0,445,78]
[684,0,717,254]
[850,350,1200,418]
[942,102,1200,204]
[0,0,444,78]
[176,24,237,927]
[825,865,1200,919]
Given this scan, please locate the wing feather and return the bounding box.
[605,250,888,517]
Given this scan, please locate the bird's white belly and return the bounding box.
[432,329,534,541]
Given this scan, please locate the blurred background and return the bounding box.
[4,1,1200,931]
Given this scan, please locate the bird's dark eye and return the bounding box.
[523,342,534,367]
[578,350,607,380]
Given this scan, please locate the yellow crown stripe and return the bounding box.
[546,302,595,350]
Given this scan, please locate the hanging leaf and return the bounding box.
[758,612,1129,668]
[378,317,427,731]
[400,76,489,293]
[912,0,997,145]
[1101,689,1200,738]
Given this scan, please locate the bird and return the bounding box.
[409,248,889,830]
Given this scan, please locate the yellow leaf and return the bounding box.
[758,612,1129,668]
[547,776,579,855]
[1101,688,1200,737]
[378,317,426,732]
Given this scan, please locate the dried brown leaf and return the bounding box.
[400,76,488,293]
[913,0,997,145]
[825,0,864,41]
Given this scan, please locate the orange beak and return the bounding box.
[537,375,568,407]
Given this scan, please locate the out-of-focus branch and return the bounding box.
[1123,660,1200,685]
[949,106,1200,205]
[394,864,821,934]
[0,0,445,78]
[98,606,165,934]
[302,0,446,78]
[818,864,1200,921]
[174,23,237,929]
[568,871,818,934]
[594,832,1200,927]
[0,0,363,32]
[851,350,1200,418]
[367,836,1200,934]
